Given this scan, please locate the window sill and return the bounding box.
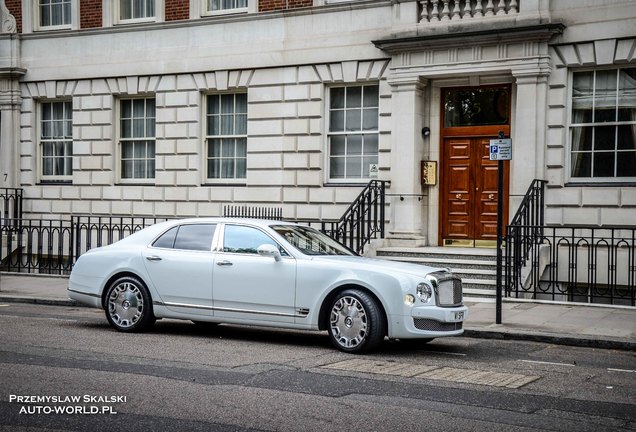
[565,181,636,187]
[202,182,247,187]
[324,181,372,187]
[38,180,72,185]
[202,8,248,17]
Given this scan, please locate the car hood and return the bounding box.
[311,255,447,278]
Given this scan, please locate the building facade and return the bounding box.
[0,0,635,250]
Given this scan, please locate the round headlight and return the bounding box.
[416,282,433,303]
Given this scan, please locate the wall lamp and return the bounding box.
[422,127,430,137]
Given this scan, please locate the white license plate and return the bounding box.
[453,311,465,321]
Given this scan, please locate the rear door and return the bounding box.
[143,223,217,316]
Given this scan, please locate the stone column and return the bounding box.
[0,71,23,189]
[510,71,549,205]
[0,1,22,189]
[386,77,428,246]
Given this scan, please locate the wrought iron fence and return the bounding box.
[0,188,23,230]
[506,225,636,306]
[0,216,169,274]
[1,218,74,274]
[1,181,388,274]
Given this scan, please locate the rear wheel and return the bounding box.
[104,276,155,332]
[328,289,386,354]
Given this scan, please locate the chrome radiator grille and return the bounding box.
[432,273,463,307]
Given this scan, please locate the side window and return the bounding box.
[222,225,285,255]
[152,227,178,249]
[153,224,216,251]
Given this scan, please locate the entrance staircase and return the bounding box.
[374,246,498,299]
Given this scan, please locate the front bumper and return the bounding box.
[388,304,468,339]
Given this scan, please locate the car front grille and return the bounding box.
[413,319,463,332]
[435,274,463,307]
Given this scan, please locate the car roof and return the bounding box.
[173,217,297,227]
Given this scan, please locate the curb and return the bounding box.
[463,328,636,352]
[0,296,84,308]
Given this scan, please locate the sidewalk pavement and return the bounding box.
[1,273,634,351]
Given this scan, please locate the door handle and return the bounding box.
[455,193,462,200]
[216,260,233,267]
[146,255,162,261]
[489,194,495,200]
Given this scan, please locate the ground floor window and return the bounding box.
[328,84,379,181]
[570,67,636,180]
[40,101,73,182]
[206,93,247,181]
[120,98,156,181]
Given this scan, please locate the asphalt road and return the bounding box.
[0,303,634,431]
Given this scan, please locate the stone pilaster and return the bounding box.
[386,76,428,245]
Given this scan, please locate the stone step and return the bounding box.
[374,246,503,299]
[377,255,497,271]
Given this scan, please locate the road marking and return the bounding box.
[322,359,540,389]
[519,360,575,367]
[608,368,636,373]
[428,351,467,357]
[0,304,10,307]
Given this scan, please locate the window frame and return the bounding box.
[192,0,254,17]
[28,0,79,32]
[38,100,73,184]
[204,91,248,184]
[326,83,380,184]
[567,66,636,184]
[117,96,157,184]
[114,0,164,25]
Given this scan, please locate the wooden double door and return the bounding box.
[440,132,509,247]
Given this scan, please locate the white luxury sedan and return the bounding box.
[68,218,468,353]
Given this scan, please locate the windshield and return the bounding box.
[271,225,355,256]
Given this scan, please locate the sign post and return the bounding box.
[490,133,512,325]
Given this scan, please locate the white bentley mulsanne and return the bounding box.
[68,218,467,353]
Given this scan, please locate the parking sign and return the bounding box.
[489,139,512,160]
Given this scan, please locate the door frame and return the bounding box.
[438,85,512,247]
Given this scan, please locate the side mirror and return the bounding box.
[257,244,282,262]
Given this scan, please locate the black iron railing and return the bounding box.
[0,188,23,229]
[223,205,283,220]
[1,182,388,273]
[1,218,74,274]
[0,216,169,274]
[72,216,170,260]
[505,225,636,306]
[505,179,635,306]
[328,180,387,254]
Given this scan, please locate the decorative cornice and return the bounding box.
[372,23,566,54]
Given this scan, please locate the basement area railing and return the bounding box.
[0,188,23,229]
[1,181,388,274]
[505,179,635,306]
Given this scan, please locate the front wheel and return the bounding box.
[328,289,386,354]
[104,276,155,332]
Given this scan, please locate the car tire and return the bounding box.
[328,289,386,354]
[104,275,155,332]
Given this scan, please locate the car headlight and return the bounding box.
[416,282,433,303]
